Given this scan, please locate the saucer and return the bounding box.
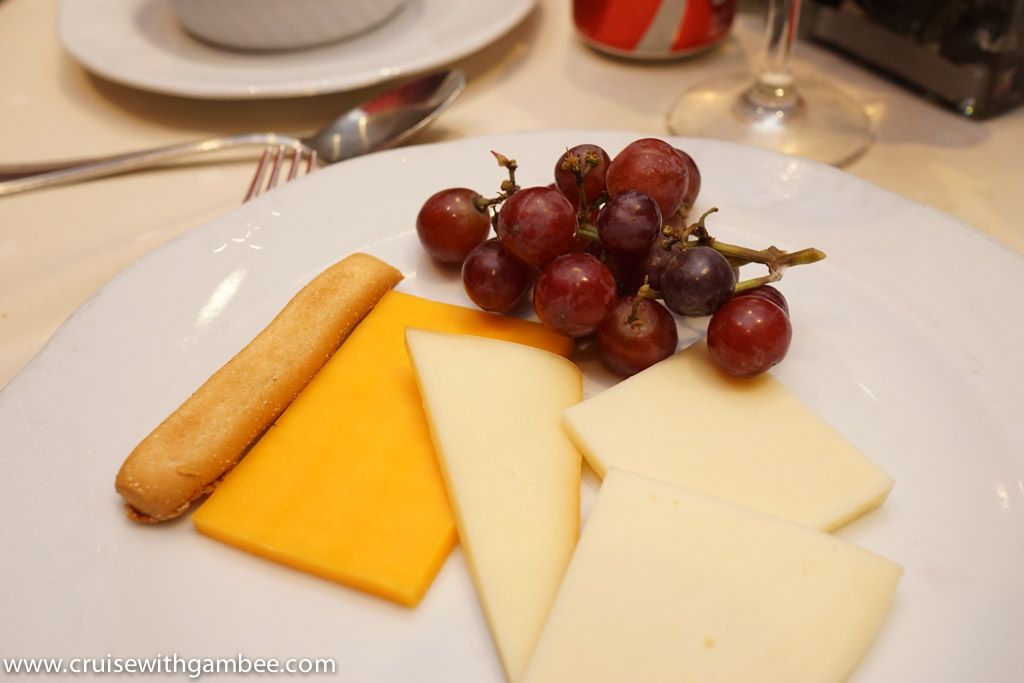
[57,0,535,99]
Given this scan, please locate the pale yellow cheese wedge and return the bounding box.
[406,329,583,683]
[522,468,902,683]
[563,343,892,530]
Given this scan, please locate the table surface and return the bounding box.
[1,0,1022,389]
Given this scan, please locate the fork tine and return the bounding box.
[286,147,302,182]
[243,147,273,202]
[243,145,316,203]
[265,145,287,192]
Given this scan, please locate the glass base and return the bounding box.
[666,72,873,167]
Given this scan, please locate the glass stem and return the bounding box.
[748,0,801,111]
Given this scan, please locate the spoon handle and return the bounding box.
[0,133,306,198]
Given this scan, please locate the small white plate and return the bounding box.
[57,0,535,99]
[1,131,1022,680]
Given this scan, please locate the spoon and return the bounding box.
[0,69,465,198]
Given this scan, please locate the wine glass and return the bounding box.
[666,0,872,166]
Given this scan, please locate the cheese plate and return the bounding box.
[1,130,1021,680]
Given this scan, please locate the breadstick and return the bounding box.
[115,253,402,523]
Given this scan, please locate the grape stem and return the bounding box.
[717,243,827,291]
[491,151,519,192]
[663,206,826,291]
[562,148,604,225]
[669,206,718,243]
[627,279,657,326]
[577,222,600,242]
[473,151,522,212]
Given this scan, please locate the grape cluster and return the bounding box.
[414,138,817,378]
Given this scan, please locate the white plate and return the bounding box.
[1,130,1022,681]
[57,0,535,99]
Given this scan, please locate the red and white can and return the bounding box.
[573,0,736,59]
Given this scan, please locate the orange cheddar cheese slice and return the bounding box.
[192,291,574,607]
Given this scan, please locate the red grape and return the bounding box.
[597,296,678,376]
[676,149,701,210]
[554,144,611,209]
[416,187,491,265]
[733,284,789,316]
[603,248,643,294]
[533,252,616,337]
[636,237,678,291]
[496,186,578,267]
[596,189,662,253]
[661,245,736,317]
[605,235,675,294]
[462,239,533,313]
[606,138,689,219]
[707,296,791,377]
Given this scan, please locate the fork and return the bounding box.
[243,145,318,202]
[0,69,464,199]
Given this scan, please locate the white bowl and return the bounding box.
[169,0,408,51]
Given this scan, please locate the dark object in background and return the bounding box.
[801,0,1024,118]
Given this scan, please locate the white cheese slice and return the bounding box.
[564,344,892,530]
[522,468,902,683]
[406,329,582,682]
